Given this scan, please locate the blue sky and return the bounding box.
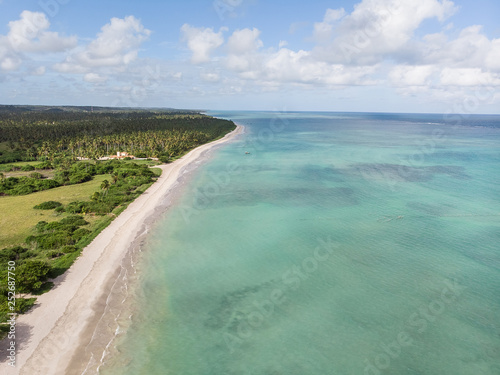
[0,0,499,113]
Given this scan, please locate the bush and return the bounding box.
[59,215,88,227]
[44,221,63,231]
[35,232,74,249]
[71,162,96,175]
[33,201,62,210]
[19,250,35,260]
[68,172,92,185]
[159,154,170,163]
[54,205,65,213]
[47,250,63,258]
[20,164,35,171]
[61,245,78,253]
[29,172,43,179]
[1,177,59,196]
[11,184,35,195]
[87,201,115,214]
[35,161,53,170]
[66,201,90,214]
[95,162,115,174]
[16,260,50,293]
[54,170,70,184]
[0,298,36,321]
[0,246,29,262]
[35,221,49,232]
[72,228,91,242]
[2,165,14,172]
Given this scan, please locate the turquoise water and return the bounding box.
[102,112,500,375]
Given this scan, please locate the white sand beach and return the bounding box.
[0,125,243,375]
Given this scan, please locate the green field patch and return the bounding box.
[0,174,110,247]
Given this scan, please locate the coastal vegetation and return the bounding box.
[0,105,236,338]
[0,106,234,163]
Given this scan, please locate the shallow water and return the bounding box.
[101,112,500,375]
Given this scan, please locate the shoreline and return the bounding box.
[0,124,243,375]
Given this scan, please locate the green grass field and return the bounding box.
[0,174,110,247]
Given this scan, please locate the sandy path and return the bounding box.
[0,125,243,375]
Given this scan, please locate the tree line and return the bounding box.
[0,110,235,163]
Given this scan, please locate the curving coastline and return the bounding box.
[0,125,243,375]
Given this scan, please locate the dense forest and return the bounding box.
[0,106,235,163]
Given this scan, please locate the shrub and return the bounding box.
[25,235,37,246]
[87,201,114,215]
[61,245,78,253]
[29,172,43,179]
[16,260,50,293]
[47,250,63,258]
[35,179,59,190]
[95,162,115,174]
[44,221,62,231]
[2,165,14,172]
[35,221,48,232]
[159,155,170,163]
[33,201,62,210]
[21,164,35,171]
[71,162,96,175]
[0,246,29,262]
[66,201,90,214]
[54,170,70,184]
[68,172,92,185]
[59,215,88,227]
[54,206,65,213]
[35,161,53,170]
[72,228,91,242]
[11,184,35,195]
[18,251,35,260]
[35,232,73,249]
[1,177,59,196]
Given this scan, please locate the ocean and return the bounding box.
[100,112,500,375]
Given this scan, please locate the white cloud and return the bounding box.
[420,26,490,67]
[213,0,499,99]
[389,65,436,86]
[485,39,500,71]
[439,68,500,86]
[263,48,376,85]
[0,56,22,71]
[6,10,77,53]
[313,8,345,41]
[313,0,458,65]
[84,72,108,83]
[181,24,225,64]
[201,72,220,82]
[227,28,262,54]
[32,66,46,76]
[0,10,76,71]
[278,40,288,49]
[54,16,150,73]
[2,0,499,112]
[225,28,263,73]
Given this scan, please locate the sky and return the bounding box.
[0,0,499,113]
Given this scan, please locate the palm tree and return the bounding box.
[100,179,110,196]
